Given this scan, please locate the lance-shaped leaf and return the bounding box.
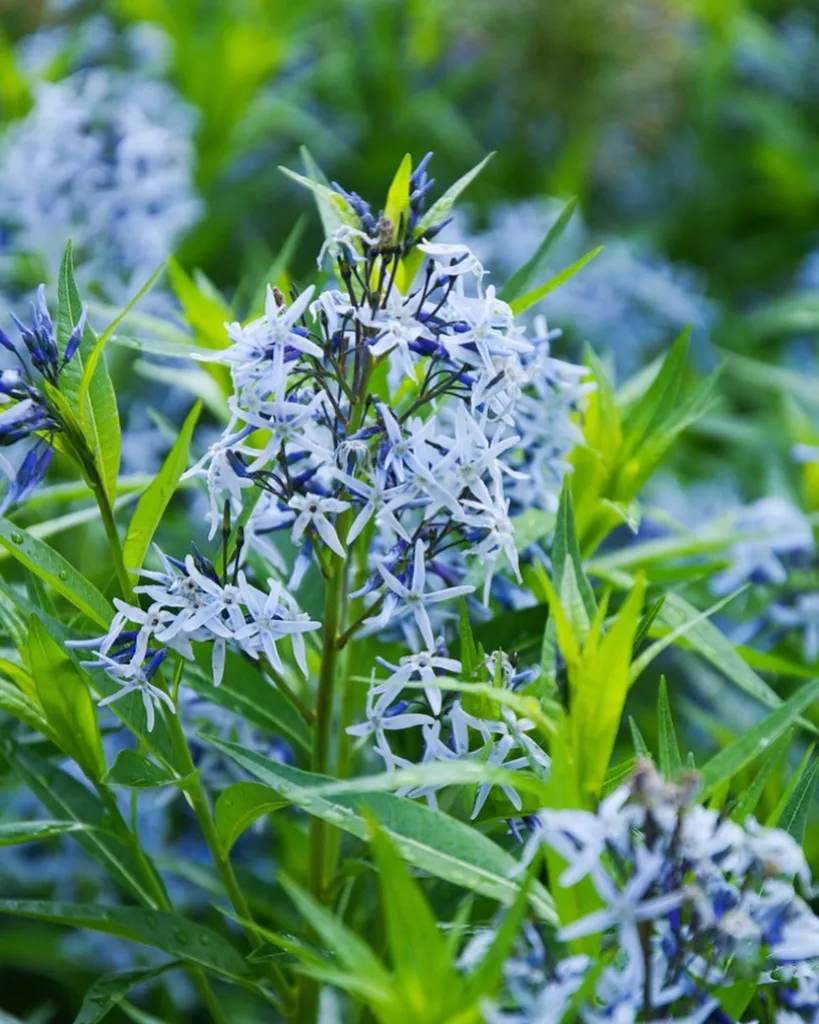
[28,616,106,782]
[0,901,253,984]
[699,680,819,795]
[123,400,202,572]
[0,740,165,908]
[501,196,578,302]
[415,153,495,235]
[57,241,121,502]
[72,961,180,1024]
[0,820,94,846]
[657,677,682,780]
[510,246,603,316]
[0,516,112,628]
[205,737,556,923]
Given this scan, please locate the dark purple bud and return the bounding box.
[145,648,168,679]
[62,307,87,366]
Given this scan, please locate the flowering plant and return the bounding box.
[0,154,817,1024]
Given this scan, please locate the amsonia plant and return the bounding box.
[0,153,816,1024]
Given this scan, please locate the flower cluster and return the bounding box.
[0,286,85,511]
[349,648,550,817]
[187,160,589,621]
[69,538,318,730]
[473,761,819,1022]
[0,65,200,300]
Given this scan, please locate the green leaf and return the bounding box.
[766,743,814,828]
[541,714,601,954]
[0,674,54,738]
[501,196,578,302]
[0,516,113,628]
[0,820,93,846]
[206,737,556,922]
[73,961,180,1024]
[629,717,650,758]
[280,150,359,240]
[776,750,819,842]
[629,589,744,686]
[79,265,165,442]
[187,649,312,754]
[384,154,412,242]
[573,577,645,798]
[416,153,495,235]
[167,257,230,352]
[367,820,463,1016]
[510,246,603,316]
[104,750,186,790]
[310,761,547,804]
[247,216,307,317]
[214,782,289,852]
[458,598,479,678]
[553,483,596,619]
[730,732,791,823]
[123,401,202,572]
[28,616,106,782]
[620,329,690,463]
[653,593,812,726]
[0,901,252,984]
[278,876,393,1006]
[657,677,682,780]
[602,758,635,795]
[57,241,122,502]
[0,740,165,908]
[699,680,819,796]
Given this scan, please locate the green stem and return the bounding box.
[95,782,229,1024]
[307,562,344,899]
[258,655,316,724]
[163,705,295,1013]
[90,472,134,601]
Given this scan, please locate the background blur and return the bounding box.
[3,0,819,1019]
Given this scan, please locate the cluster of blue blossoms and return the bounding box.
[464,760,819,1023]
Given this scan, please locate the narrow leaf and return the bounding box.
[0,820,93,847]
[0,901,252,983]
[501,196,578,302]
[28,616,106,782]
[104,750,185,790]
[123,401,202,572]
[416,153,495,235]
[657,677,682,780]
[0,516,112,628]
[206,737,556,922]
[699,680,819,795]
[73,961,180,1024]
[510,246,603,316]
[777,751,819,842]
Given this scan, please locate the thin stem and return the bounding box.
[257,655,316,724]
[162,705,295,1014]
[94,780,229,1024]
[307,562,344,896]
[89,471,134,601]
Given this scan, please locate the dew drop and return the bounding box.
[145,914,157,929]
[58,569,69,580]
[199,933,211,946]
[10,532,23,544]
[174,928,189,946]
